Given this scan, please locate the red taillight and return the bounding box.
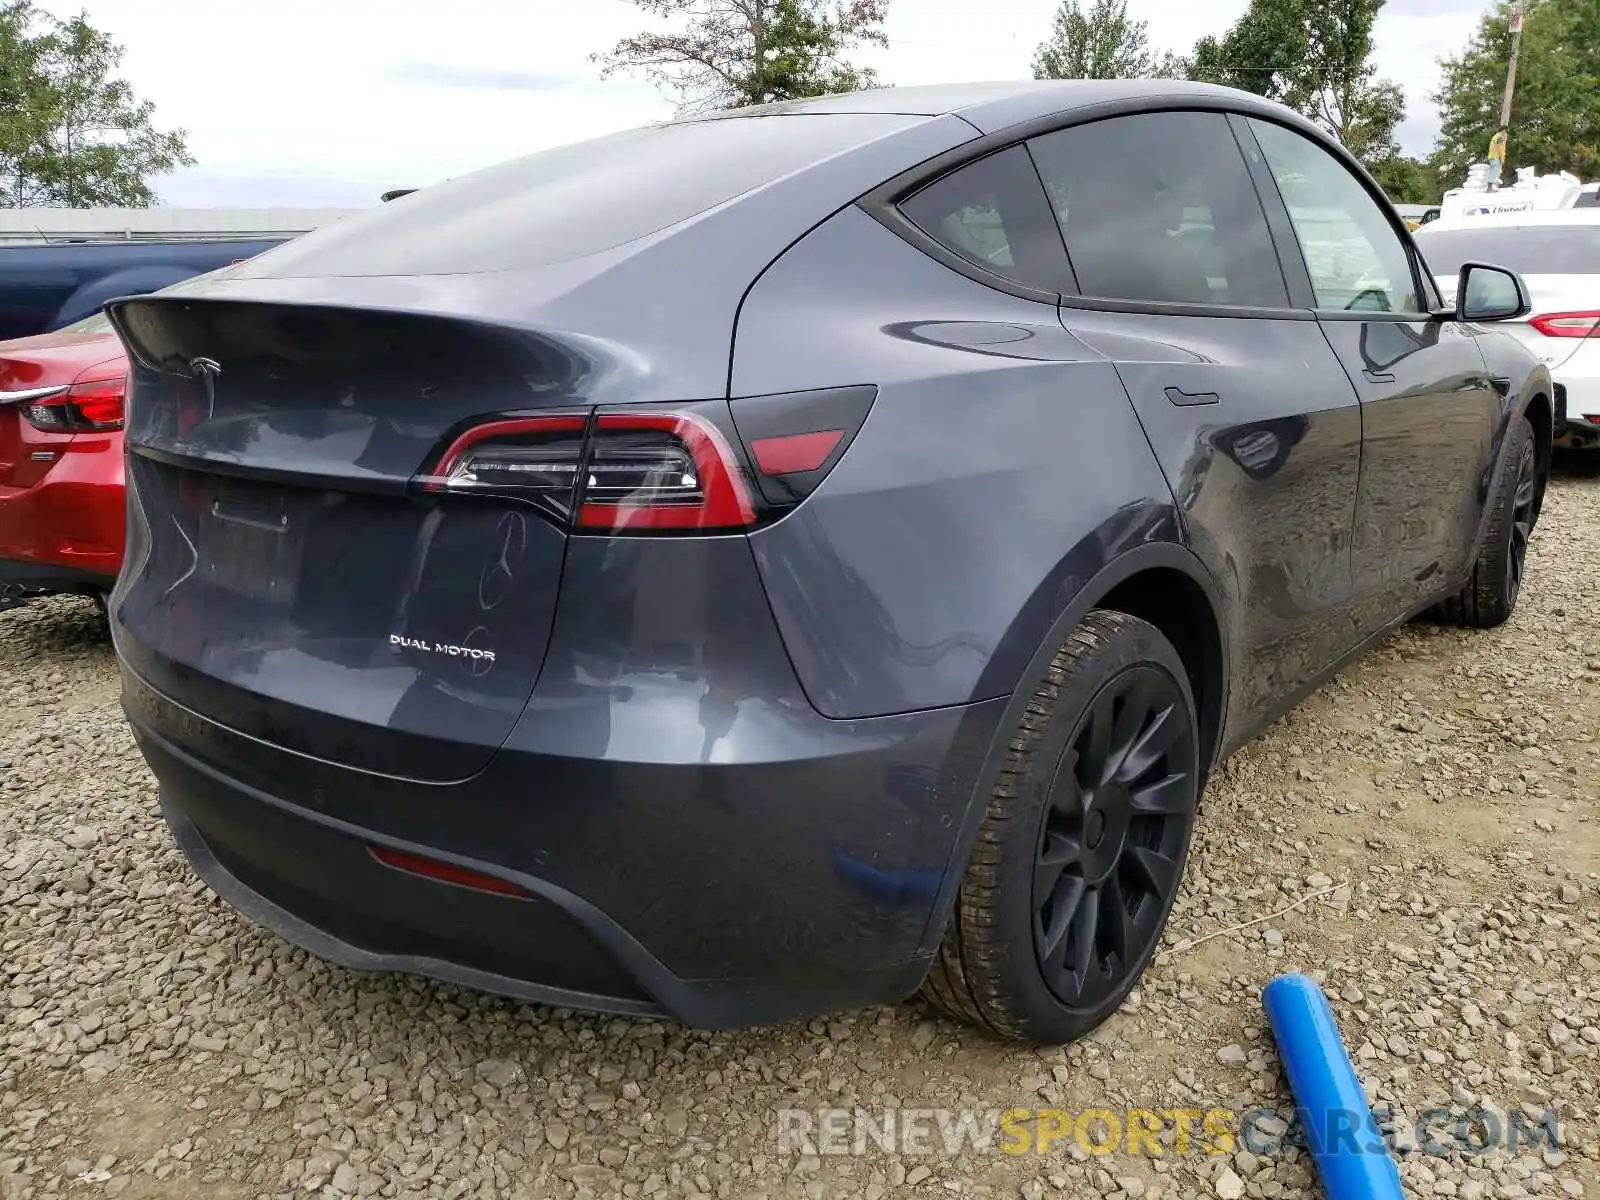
[68,377,127,427]
[369,845,533,898]
[417,389,877,532]
[750,429,846,476]
[19,374,127,432]
[427,414,589,500]
[419,408,758,533]
[577,412,756,531]
[1529,311,1600,338]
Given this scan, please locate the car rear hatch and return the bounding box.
[109,300,581,781]
[105,108,971,783]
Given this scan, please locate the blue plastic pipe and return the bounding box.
[1261,973,1404,1200]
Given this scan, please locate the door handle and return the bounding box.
[1164,386,1220,407]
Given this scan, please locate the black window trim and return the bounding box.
[865,143,1065,307]
[1237,113,1441,324]
[895,141,1082,300]
[858,96,1323,322]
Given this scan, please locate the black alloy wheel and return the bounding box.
[1032,666,1195,1010]
[920,609,1203,1044]
[1432,414,1539,630]
[1505,436,1537,607]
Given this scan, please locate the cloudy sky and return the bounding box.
[42,0,1493,209]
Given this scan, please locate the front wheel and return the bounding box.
[1433,414,1539,629]
[919,610,1201,1044]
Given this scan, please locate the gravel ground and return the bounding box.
[3,463,1598,1200]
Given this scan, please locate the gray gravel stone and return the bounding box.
[3,473,1599,1199]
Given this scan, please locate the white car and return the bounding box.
[1414,210,1600,447]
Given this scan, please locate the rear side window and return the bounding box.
[1028,111,1289,309]
[898,146,1071,291]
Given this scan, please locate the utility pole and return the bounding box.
[1487,0,1527,185]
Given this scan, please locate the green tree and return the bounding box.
[1367,155,1437,204]
[597,0,888,113]
[1032,0,1153,80]
[0,2,192,207]
[1430,0,1600,190]
[1185,0,1405,164]
[0,3,51,197]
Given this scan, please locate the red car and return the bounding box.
[0,313,127,609]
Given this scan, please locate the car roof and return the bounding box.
[1422,208,1600,232]
[693,79,1283,135]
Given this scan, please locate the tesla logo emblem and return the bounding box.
[189,357,221,419]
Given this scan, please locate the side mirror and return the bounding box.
[1456,262,1531,322]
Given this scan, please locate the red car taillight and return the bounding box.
[419,409,758,532]
[417,388,876,534]
[1528,311,1600,338]
[578,412,757,531]
[20,374,127,432]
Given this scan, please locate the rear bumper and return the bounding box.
[1556,411,1600,448]
[126,664,1004,1029]
[151,730,664,1018]
[0,557,115,596]
[1554,372,1600,446]
[0,438,123,592]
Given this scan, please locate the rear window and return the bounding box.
[237,114,925,278]
[1414,224,1600,277]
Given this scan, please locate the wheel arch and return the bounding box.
[916,541,1229,957]
[1522,388,1553,526]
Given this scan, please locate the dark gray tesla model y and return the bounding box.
[106,81,1551,1044]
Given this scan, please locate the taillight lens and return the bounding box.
[429,415,589,503]
[418,408,757,534]
[729,384,876,507]
[1529,311,1600,338]
[577,413,755,531]
[417,388,877,534]
[20,375,127,432]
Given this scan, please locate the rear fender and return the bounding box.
[1465,354,1552,564]
[915,539,1228,956]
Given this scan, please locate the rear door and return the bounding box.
[1027,109,1366,738]
[1244,117,1501,626]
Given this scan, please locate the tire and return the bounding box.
[1433,415,1538,629]
[920,609,1201,1044]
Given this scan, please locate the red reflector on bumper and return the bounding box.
[369,846,533,898]
[750,429,845,476]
